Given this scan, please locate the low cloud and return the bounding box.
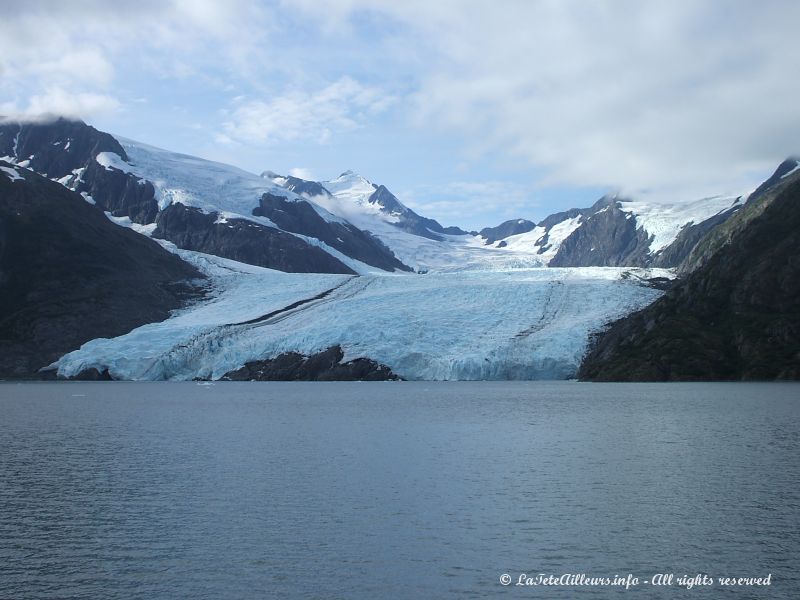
[288,167,317,180]
[1,88,120,122]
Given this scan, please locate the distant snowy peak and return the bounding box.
[323,170,378,204]
[489,193,744,268]
[262,171,332,199]
[268,170,467,241]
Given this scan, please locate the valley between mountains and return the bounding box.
[1,117,797,380]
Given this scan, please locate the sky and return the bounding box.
[1,0,798,230]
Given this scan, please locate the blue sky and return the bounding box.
[1,0,798,230]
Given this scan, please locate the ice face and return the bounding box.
[53,255,668,381]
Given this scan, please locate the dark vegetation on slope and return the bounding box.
[579,168,800,381]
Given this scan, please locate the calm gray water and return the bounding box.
[1,382,798,599]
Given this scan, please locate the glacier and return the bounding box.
[53,250,669,381]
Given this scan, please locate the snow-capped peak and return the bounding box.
[103,137,297,217]
[323,170,377,203]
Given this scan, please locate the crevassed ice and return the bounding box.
[54,254,668,381]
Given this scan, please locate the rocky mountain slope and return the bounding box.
[0,161,203,378]
[479,219,536,244]
[1,117,745,276]
[579,162,800,381]
[310,170,467,239]
[482,194,742,268]
[0,119,403,274]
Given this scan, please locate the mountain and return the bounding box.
[266,169,468,243]
[579,160,800,381]
[267,169,736,272]
[0,118,407,275]
[0,160,203,378]
[1,117,743,276]
[267,169,544,272]
[483,194,743,268]
[0,116,161,223]
[321,171,467,238]
[479,219,536,244]
[677,157,799,274]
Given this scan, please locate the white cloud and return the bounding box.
[288,167,317,180]
[220,77,394,145]
[284,0,800,200]
[1,88,120,121]
[30,48,115,88]
[3,0,798,207]
[0,0,273,122]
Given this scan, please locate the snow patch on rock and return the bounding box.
[0,165,24,182]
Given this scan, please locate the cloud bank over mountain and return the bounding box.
[3,0,797,226]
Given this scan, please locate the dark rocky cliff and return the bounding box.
[549,201,652,267]
[0,117,160,224]
[0,163,203,378]
[254,193,410,272]
[479,219,536,244]
[579,169,800,381]
[153,202,357,274]
[221,345,399,381]
[0,117,127,178]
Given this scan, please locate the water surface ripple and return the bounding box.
[1,382,798,599]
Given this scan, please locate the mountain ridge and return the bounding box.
[1,116,754,275]
[579,163,800,381]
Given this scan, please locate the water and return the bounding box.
[1,382,798,599]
